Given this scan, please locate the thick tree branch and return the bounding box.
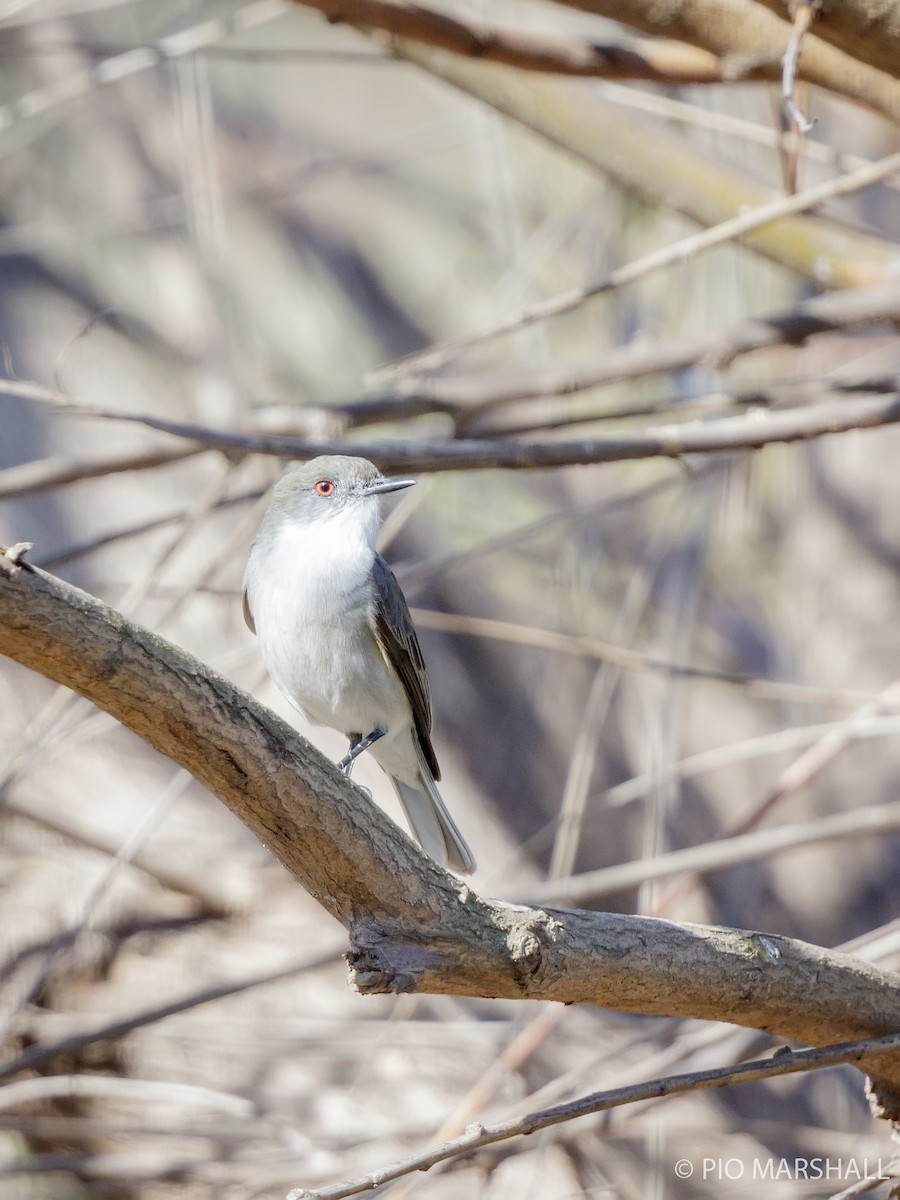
[292,0,900,118]
[553,0,900,120]
[289,0,744,83]
[753,0,900,80]
[0,550,899,1114]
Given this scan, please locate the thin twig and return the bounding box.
[371,149,900,381]
[652,676,900,915]
[0,770,195,1050]
[286,1033,900,1199]
[384,281,900,412]
[0,1073,257,1114]
[410,609,874,707]
[747,677,900,832]
[0,447,203,499]
[0,946,343,1084]
[603,716,900,811]
[0,0,291,134]
[827,1160,899,1200]
[528,800,900,907]
[596,81,893,183]
[783,1,821,133]
[549,505,685,880]
[35,490,261,570]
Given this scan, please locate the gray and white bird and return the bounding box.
[242,455,475,874]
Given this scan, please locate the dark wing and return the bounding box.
[241,586,256,634]
[370,553,440,781]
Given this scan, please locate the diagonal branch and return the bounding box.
[0,549,899,1115]
[289,0,740,82]
[0,446,203,500]
[288,1032,900,1199]
[389,281,900,411]
[373,52,900,379]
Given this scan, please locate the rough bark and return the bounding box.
[1,548,899,1115]
[553,0,900,119]
[753,0,900,80]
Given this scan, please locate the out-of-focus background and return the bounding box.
[1,1,899,1196]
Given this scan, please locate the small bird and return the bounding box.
[242,455,475,874]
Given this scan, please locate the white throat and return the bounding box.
[248,498,381,622]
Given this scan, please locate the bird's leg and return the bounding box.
[339,728,385,775]
[340,734,362,775]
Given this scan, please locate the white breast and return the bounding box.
[244,506,410,738]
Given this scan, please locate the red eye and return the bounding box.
[314,479,335,497]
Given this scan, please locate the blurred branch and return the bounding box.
[35,496,259,570]
[409,609,871,706]
[0,790,243,915]
[551,0,900,119]
[646,675,900,922]
[652,676,900,916]
[0,447,203,500]
[0,946,343,1084]
[290,1033,900,1199]
[528,800,900,906]
[290,0,739,82]
[603,717,895,811]
[1,550,900,1116]
[598,80,900,181]
[389,281,900,411]
[752,0,900,80]
[0,0,287,133]
[43,391,900,471]
[376,53,900,378]
[750,677,900,830]
[782,0,820,134]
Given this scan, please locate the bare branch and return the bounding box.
[411,607,875,706]
[0,447,203,500]
[369,53,900,381]
[528,800,900,907]
[39,391,900,471]
[388,281,900,411]
[0,946,343,1083]
[1,553,900,1113]
[286,1033,900,1199]
[750,677,900,830]
[552,0,900,119]
[290,0,738,82]
[0,1,289,134]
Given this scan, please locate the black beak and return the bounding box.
[363,476,416,496]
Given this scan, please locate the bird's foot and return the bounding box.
[338,728,385,775]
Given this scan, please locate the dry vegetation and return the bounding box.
[1,0,900,1197]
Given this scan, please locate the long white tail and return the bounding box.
[391,769,476,874]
